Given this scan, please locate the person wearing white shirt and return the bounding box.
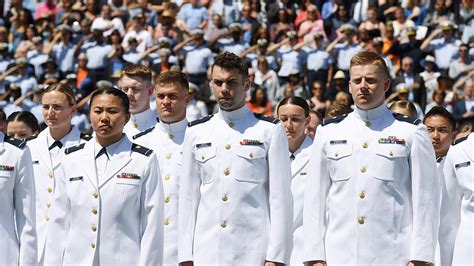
[26,83,92,263]
[44,87,164,265]
[120,64,157,137]
[304,51,438,265]
[133,71,190,265]
[0,133,37,265]
[277,96,313,265]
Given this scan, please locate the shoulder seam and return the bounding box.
[188,115,213,127]
[132,127,155,140]
[254,113,279,124]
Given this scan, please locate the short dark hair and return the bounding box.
[424,106,456,131]
[277,96,310,117]
[212,52,248,80]
[89,87,130,115]
[156,71,189,92]
[7,111,41,134]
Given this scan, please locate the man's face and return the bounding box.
[349,64,390,110]
[305,112,321,139]
[120,75,153,114]
[155,83,189,123]
[424,115,454,158]
[211,66,249,111]
[401,58,414,74]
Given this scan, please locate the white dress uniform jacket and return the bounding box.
[0,133,37,265]
[133,118,188,265]
[439,133,474,265]
[123,108,158,137]
[26,126,91,262]
[289,135,313,265]
[304,104,439,265]
[178,105,294,265]
[44,135,164,265]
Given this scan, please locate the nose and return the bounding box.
[432,130,440,140]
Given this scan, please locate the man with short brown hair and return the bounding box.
[304,51,439,265]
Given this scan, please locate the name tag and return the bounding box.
[117,172,140,180]
[329,140,347,145]
[69,176,83,182]
[300,172,307,176]
[455,161,471,169]
[0,165,14,171]
[240,139,263,146]
[196,143,212,149]
[33,160,39,164]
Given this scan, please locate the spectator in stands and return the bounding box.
[423,0,456,30]
[298,5,326,41]
[305,32,334,90]
[452,79,474,124]
[449,44,474,81]
[247,87,273,117]
[358,5,385,39]
[325,70,348,106]
[269,8,295,43]
[5,58,37,96]
[392,56,427,110]
[177,0,208,34]
[326,24,362,77]
[305,109,323,139]
[421,20,461,71]
[91,4,125,37]
[122,12,152,53]
[390,100,418,118]
[45,24,75,74]
[253,55,280,106]
[420,55,441,104]
[308,80,327,117]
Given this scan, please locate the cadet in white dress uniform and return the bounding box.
[277,96,313,265]
[304,51,438,265]
[119,64,158,137]
[178,52,293,265]
[439,133,474,265]
[26,83,93,263]
[0,133,37,265]
[422,106,456,266]
[133,71,190,265]
[44,88,164,265]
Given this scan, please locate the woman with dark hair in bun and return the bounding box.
[44,87,164,265]
[277,96,313,265]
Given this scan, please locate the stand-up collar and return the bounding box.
[352,104,388,121]
[218,104,251,123]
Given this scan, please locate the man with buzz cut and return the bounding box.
[119,64,157,137]
[178,52,293,265]
[132,71,190,265]
[304,51,439,265]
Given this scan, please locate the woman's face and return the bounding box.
[278,104,309,143]
[312,83,323,97]
[278,10,287,22]
[367,9,376,21]
[90,94,130,141]
[7,120,34,140]
[42,90,76,130]
[255,89,265,102]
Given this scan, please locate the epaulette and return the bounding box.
[132,127,155,140]
[65,143,85,154]
[131,143,153,157]
[254,113,279,124]
[393,113,421,125]
[80,132,93,141]
[25,135,38,142]
[452,136,468,146]
[188,115,213,127]
[4,135,26,149]
[322,114,348,126]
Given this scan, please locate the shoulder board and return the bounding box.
[65,143,86,154]
[452,136,468,146]
[132,127,155,140]
[131,143,153,157]
[188,115,213,127]
[4,135,26,149]
[80,132,93,141]
[254,113,279,124]
[322,114,348,126]
[393,113,421,125]
[25,135,38,142]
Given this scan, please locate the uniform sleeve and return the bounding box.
[139,153,164,266]
[303,128,330,262]
[44,162,71,265]
[438,150,462,266]
[178,130,201,263]
[265,123,294,263]
[14,146,38,264]
[409,125,440,262]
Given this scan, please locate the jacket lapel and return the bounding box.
[99,138,132,188]
[35,130,53,172]
[54,126,81,170]
[291,136,313,177]
[81,141,99,190]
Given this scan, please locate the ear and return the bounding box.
[147,86,153,97]
[243,78,251,92]
[185,93,191,106]
[70,104,77,116]
[383,78,391,93]
[124,113,131,125]
[305,115,311,127]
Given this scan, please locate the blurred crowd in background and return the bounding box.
[0,0,472,139]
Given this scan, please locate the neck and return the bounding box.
[436,151,447,158]
[50,125,72,140]
[96,133,123,147]
[289,134,305,153]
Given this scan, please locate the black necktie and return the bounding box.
[96,147,109,159]
[49,141,63,150]
[290,153,295,161]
